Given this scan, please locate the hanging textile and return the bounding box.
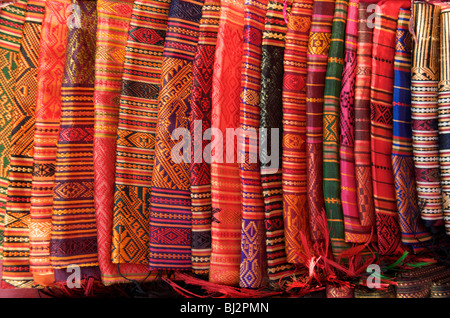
[50,0,99,271]
[149,0,204,270]
[354,2,375,229]
[239,0,268,289]
[281,0,314,265]
[370,0,408,255]
[94,0,155,284]
[392,8,432,253]
[439,4,450,235]
[111,0,171,266]
[260,0,294,281]
[306,0,335,242]
[189,0,221,277]
[322,0,351,259]
[0,0,27,262]
[209,0,244,286]
[2,0,45,289]
[30,0,70,286]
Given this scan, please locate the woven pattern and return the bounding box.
[0,0,27,262]
[50,0,99,269]
[305,0,335,242]
[189,0,220,277]
[322,0,351,259]
[30,0,70,286]
[281,0,313,265]
[411,2,444,232]
[111,0,170,266]
[239,0,268,289]
[149,0,204,270]
[370,0,408,255]
[392,8,432,253]
[2,0,45,289]
[94,0,154,284]
[209,0,244,286]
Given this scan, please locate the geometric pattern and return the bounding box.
[29,0,71,286]
[149,0,204,270]
[50,0,99,269]
[0,0,27,263]
[239,0,268,289]
[111,0,170,266]
[2,0,45,289]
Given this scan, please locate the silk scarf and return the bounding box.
[439,4,450,235]
[306,0,335,242]
[281,0,314,265]
[2,0,45,289]
[189,0,221,277]
[94,0,155,285]
[208,0,244,286]
[239,0,268,289]
[354,2,375,229]
[322,0,351,259]
[0,0,27,262]
[50,0,99,270]
[111,0,171,266]
[30,0,70,286]
[392,8,433,253]
[149,0,204,270]
[411,2,443,232]
[370,0,409,256]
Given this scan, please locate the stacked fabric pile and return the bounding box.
[0,0,449,298]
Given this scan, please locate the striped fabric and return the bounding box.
[50,0,99,269]
[392,8,432,253]
[0,0,27,262]
[208,0,244,286]
[370,0,408,255]
[239,0,268,289]
[322,0,351,259]
[94,0,154,284]
[305,0,335,242]
[282,0,314,265]
[30,0,70,286]
[111,0,170,266]
[260,0,294,282]
[2,0,45,289]
[411,2,444,232]
[339,0,373,243]
[149,0,204,270]
[439,5,450,235]
[354,2,375,229]
[189,0,220,277]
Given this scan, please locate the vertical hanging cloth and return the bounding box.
[392,8,433,253]
[370,0,409,255]
[322,0,351,259]
[30,0,70,286]
[208,0,244,286]
[339,0,373,243]
[239,0,268,289]
[50,0,100,276]
[2,0,45,289]
[149,0,204,270]
[0,0,27,263]
[305,0,335,242]
[354,2,376,230]
[94,0,156,284]
[259,0,294,282]
[439,4,450,235]
[189,0,221,277]
[411,2,443,232]
[281,0,314,265]
[111,0,171,266]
